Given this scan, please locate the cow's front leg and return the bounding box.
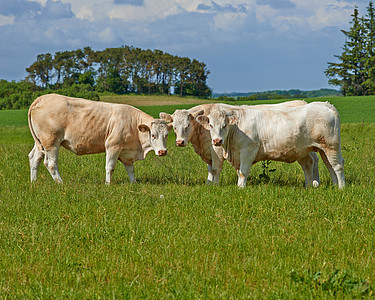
[298,153,320,188]
[105,147,120,185]
[237,150,257,188]
[237,163,251,188]
[206,164,213,184]
[124,163,136,183]
[211,147,224,185]
[211,160,223,185]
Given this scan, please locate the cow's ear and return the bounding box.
[138,124,150,132]
[196,115,209,124]
[196,115,209,129]
[160,112,173,122]
[192,109,204,118]
[228,115,238,125]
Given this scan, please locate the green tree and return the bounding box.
[325,4,373,96]
[25,45,211,97]
[26,53,54,88]
[363,2,375,94]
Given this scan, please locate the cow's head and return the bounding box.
[138,119,172,156]
[160,110,204,147]
[196,109,238,147]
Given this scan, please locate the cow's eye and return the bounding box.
[151,134,156,139]
[210,124,213,129]
[223,123,227,128]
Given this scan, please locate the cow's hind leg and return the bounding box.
[29,143,44,182]
[319,149,345,188]
[211,149,224,185]
[43,146,62,183]
[298,152,320,188]
[311,152,320,187]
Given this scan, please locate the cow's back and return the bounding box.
[29,94,145,155]
[236,102,340,162]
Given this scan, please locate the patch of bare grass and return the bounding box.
[100,94,214,106]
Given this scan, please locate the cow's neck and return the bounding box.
[189,119,203,145]
[138,113,154,159]
[188,120,212,165]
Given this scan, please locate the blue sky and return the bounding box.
[0,0,372,92]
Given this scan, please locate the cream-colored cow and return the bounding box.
[28,94,172,184]
[161,101,320,187]
[196,102,345,188]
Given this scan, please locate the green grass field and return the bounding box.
[0,95,374,298]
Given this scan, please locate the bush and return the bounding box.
[0,81,99,110]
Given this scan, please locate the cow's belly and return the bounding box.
[256,145,313,163]
[61,140,105,155]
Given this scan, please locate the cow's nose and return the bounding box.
[158,150,167,156]
[176,140,185,147]
[213,138,222,146]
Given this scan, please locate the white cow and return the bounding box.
[160,101,320,187]
[28,94,172,184]
[196,102,345,188]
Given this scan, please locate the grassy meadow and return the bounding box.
[0,95,375,298]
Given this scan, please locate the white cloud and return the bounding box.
[109,0,184,23]
[96,27,117,43]
[0,14,15,26]
[212,11,247,31]
[293,0,354,31]
[42,0,359,34]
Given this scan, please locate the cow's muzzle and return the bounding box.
[212,138,223,146]
[158,150,167,156]
[176,139,185,147]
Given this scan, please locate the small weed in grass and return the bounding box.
[290,269,372,297]
[259,160,276,182]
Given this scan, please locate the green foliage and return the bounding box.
[24,46,211,98]
[78,71,96,87]
[0,81,99,110]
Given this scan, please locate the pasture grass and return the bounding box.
[0,96,375,298]
[100,93,375,123]
[100,94,212,107]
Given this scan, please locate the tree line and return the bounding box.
[25,46,211,98]
[214,89,340,101]
[325,1,375,96]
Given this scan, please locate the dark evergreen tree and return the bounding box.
[363,1,375,94]
[325,2,375,96]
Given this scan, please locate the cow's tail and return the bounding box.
[28,99,44,153]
